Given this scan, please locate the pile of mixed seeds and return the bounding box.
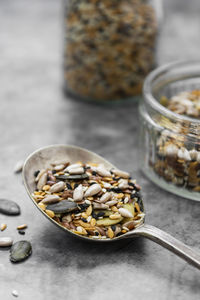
[160,90,200,119]
[64,0,157,100]
[32,161,144,239]
[149,90,200,192]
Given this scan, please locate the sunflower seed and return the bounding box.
[84,183,102,197]
[118,208,133,218]
[49,181,66,193]
[37,172,47,190]
[96,164,111,177]
[73,184,84,202]
[99,192,112,203]
[112,169,130,179]
[14,160,24,173]
[0,237,13,247]
[41,195,60,204]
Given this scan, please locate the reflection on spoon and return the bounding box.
[23,144,200,269]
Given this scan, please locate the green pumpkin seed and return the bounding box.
[96,217,123,226]
[10,241,32,263]
[46,200,78,214]
[0,199,21,215]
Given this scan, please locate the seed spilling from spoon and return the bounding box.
[32,161,144,239]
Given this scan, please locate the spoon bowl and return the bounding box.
[23,144,200,267]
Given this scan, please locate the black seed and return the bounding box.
[90,182,96,186]
[74,183,79,189]
[18,230,25,235]
[95,232,99,236]
[79,203,89,210]
[128,182,135,188]
[66,183,72,190]
[111,225,116,231]
[52,170,57,174]
[92,212,98,219]
[34,170,40,177]
[81,218,87,223]
[110,188,123,193]
[92,171,97,175]
[97,212,105,218]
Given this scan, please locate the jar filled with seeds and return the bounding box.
[63,0,162,102]
[139,61,200,201]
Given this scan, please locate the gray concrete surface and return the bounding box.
[0,0,200,299]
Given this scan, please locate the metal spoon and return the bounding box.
[23,144,200,269]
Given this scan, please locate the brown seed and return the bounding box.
[90,218,96,227]
[107,227,114,239]
[86,205,92,216]
[42,185,50,191]
[45,210,55,218]
[17,224,27,230]
[109,214,121,220]
[135,202,141,213]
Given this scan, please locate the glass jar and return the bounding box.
[63,0,161,103]
[139,61,200,201]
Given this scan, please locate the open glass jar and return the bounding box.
[139,61,200,201]
[63,0,161,102]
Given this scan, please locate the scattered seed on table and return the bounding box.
[1,223,7,231]
[12,290,19,297]
[17,224,27,230]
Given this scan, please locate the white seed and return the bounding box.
[118,179,129,189]
[96,164,111,177]
[124,197,129,204]
[112,169,130,179]
[99,192,112,203]
[118,208,133,218]
[85,199,91,205]
[189,149,198,160]
[68,167,84,175]
[178,148,191,161]
[14,160,24,173]
[12,290,19,297]
[41,195,60,204]
[35,169,46,182]
[0,237,13,247]
[93,203,109,210]
[106,200,118,207]
[102,188,106,193]
[76,226,87,235]
[49,181,66,193]
[73,184,84,202]
[1,223,7,231]
[84,184,102,197]
[102,181,111,188]
[53,164,65,171]
[165,144,178,157]
[65,163,82,172]
[37,172,47,191]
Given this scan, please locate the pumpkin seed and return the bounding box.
[57,174,89,181]
[0,199,21,215]
[10,241,32,263]
[46,200,78,214]
[97,217,123,226]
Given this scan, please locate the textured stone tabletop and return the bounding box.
[0,0,200,299]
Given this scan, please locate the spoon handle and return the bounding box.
[130,224,200,269]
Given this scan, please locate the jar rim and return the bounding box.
[143,60,200,125]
